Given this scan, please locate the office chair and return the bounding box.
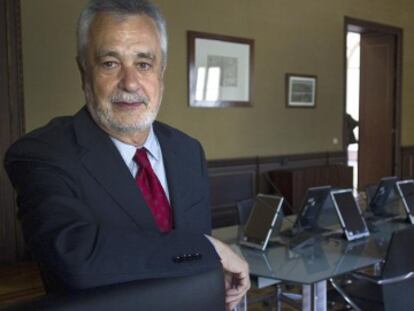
[0,266,226,311]
[330,226,414,311]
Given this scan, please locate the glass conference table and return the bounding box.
[213,217,412,311]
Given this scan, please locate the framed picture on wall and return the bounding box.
[187,31,254,108]
[286,74,317,108]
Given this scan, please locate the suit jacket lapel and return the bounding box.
[73,108,157,230]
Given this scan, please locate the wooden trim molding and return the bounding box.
[208,151,347,170]
[0,0,25,263]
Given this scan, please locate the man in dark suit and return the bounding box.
[5,0,249,309]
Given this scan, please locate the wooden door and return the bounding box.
[358,34,396,190]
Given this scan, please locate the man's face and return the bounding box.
[82,13,164,136]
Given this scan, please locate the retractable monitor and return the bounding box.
[395,180,414,224]
[368,176,398,217]
[330,189,370,241]
[239,194,284,251]
[293,185,332,233]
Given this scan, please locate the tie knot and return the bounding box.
[134,148,150,168]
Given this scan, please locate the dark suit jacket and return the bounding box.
[5,107,220,291]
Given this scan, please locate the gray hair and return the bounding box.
[77,0,168,69]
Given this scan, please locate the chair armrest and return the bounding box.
[351,271,414,285]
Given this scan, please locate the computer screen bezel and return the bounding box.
[293,185,332,233]
[369,176,398,216]
[330,189,370,241]
[239,194,284,251]
[395,179,414,224]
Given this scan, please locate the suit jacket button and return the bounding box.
[173,256,183,263]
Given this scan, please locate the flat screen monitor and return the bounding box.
[395,180,414,224]
[239,194,284,251]
[293,185,332,233]
[369,176,398,216]
[330,189,370,241]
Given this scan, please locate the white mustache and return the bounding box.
[111,93,149,106]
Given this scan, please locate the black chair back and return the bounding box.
[382,226,414,278]
[382,226,414,311]
[0,267,225,311]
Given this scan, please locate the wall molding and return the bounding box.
[208,151,347,170]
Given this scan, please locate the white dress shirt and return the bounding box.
[110,127,170,201]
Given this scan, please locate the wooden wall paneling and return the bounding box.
[258,151,347,174]
[268,165,353,213]
[278,152,330,169]
[327,151,348,166]
[207,152,349,227]
[208,159,257,228]
[328,164,354,188]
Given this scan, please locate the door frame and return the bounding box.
[343,16,403,177]
[0,0,25,262]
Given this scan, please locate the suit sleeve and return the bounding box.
[4,137,221,290]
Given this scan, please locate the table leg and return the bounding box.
[233,294,247,311]
[302,281,327,311]
[276,285,282,311]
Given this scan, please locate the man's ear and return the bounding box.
[76,56,86,90]
[160,62,167,79]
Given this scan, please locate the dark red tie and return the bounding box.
[134,149,172,232]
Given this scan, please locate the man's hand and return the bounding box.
[206,235,250,310]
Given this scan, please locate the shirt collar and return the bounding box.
[143,126,160,161]
[110,126,161,164]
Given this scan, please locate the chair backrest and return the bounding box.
[381,226,414,311]
[382,226,414,278]
[0,267,226,311]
